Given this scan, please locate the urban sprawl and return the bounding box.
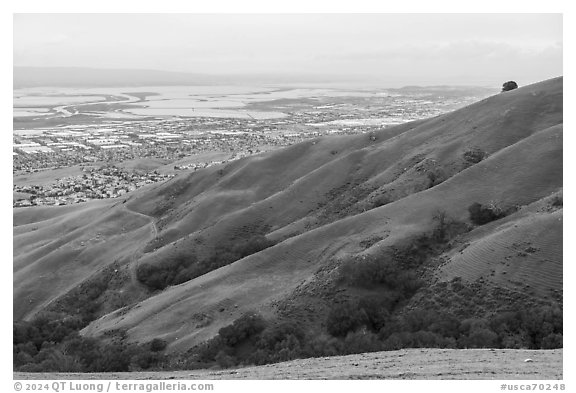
[14,94,477,208]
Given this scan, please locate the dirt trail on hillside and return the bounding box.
[14,348,562,380]
[117,203,158,285]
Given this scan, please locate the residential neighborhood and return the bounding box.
[13,166,173,207]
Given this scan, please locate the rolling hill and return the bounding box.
[13,77,562,368]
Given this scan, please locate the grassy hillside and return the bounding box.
[14,77,562,372]
[13,199,155,320]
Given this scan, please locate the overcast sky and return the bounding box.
[13,13,562,86]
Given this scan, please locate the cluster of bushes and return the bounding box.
[187,300,562,370]
[468,202,516,225]
[321,260,562,355]
[381,306,561,350]
[344,211,461,280]
[393,211,469,266]
[426,168,446,188]
[45,263,127,325]
[326,297,391,338]
[339,255,421,291]
[234,235,276,259]
[189,312,371,369]
[13,313,169,372]
[324,300,562,353]
[463,148,488,164]
[335,212,470,336]
[317,183,376,224]
[13,261,171,372]
[137,234,276,291]
[371,195,391,209]
[189,313,296,368]
[137,254,199,291]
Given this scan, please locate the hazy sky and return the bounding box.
[13,13,562,86]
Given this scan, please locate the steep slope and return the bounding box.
[73,78,562,352]
[13,199,156,320]
[436,193,562,298]
[109,78,562,276]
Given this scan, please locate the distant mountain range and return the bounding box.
[13,66,378,88]
[13,66,231,88]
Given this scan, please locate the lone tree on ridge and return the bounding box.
[501,81,519,92]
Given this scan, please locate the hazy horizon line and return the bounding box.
[13,65,539,89]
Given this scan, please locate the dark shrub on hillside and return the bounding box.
[500,334,526,349]
[252,333,303,364]
[256,320,306,351]
[396,212,468,268]
[468,202,508,225]
[426,168,446,188]
[401,309,440,333]
[463,148,488,164]
[194,313,308,367]
[149,338,168,352]
[14,313,84,350]
[327,297,396,340]
[137,254,197,291]
[520,306,562,349]
[233,235,276,259]
[215,350,236,369]
[378,309,457,342]
[182,302,561,370]
[218,312,267,346]
[460,327,499,348]
[194,336,227,364]
[358,296,392,332]
[137,235,275,291]
[381,331,409,350]
[91,343,133,372]
[133,351,162,370]
[384,330,455,350]
[428,313,461,339]
[14,322,41,348]
[431,210,451,243]
[60,336,133,372]
[45,264,123,324]
[326,301,370,337]
[342,329,383,354]
[14,310,172,372]
[541,333,563,349]
[371,195,391,209]
[339,256,422,294]
[19,346,82,373]
[303,334,343,358]
[488,311,524,338]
